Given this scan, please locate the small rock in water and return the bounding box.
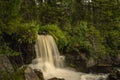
[24,67,41,80]
[34,69,44,80]
[48,77,65,80]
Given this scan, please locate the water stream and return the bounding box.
[30,35,107,80]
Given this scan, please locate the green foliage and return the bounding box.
[0,42,20,56]
[63,21,107,58]
[13,68,24,80]
[0,0,120,68]
[0,70,13,80]
[0,0,22,35]
[63,21,90,53]
[36,0,70,26]
[0,21,38,56]
[92,0,120,56]
[105,29,120,55]
[0,35,20,56]
[39,24,67,46]
[20,0,37,22]
[87,25,106,58]
[0,68,24,80]
[14,22,39,44]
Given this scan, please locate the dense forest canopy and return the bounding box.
[0,0,120,79]
[0,0,120,60]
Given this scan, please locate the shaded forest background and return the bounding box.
[0,0,120,78]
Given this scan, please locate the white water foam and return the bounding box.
[29,35,107,80]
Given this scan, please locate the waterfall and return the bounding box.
[35,35,64,69]
[30,35,107,80]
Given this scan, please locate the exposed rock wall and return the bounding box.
[0,54,14,72]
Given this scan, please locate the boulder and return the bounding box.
[0,55,14,79]
[65,53,97,72]
[34,69,44,80]
[0,54,14,72]
[24,67,44,80]
[65,53,87,72]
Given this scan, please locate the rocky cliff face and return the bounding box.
[24,66,44,80]
[0,55,14,80]
[65,53,120,73]
[0,55,14,72]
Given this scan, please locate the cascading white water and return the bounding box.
[34,35,64,69]
[30,35,107,80]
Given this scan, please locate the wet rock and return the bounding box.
[24,67,42,80]
[107,69,120,80]
[87,66,114,73]
[48,77,65,80]
[39,31,48,35]
[65,53,87,72]
[21,43,36,64]
[34,69,44,80]
[0,55,14,80]
[86,58,97,68]
[66,52,119,74]
[113,54,120,66]
[66,53,98,73]
[0,54,14,72]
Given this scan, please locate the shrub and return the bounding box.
[14,22,39,44]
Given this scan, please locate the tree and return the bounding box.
[92,0,120,55]
[0,0,22,35]
[20,0,37,22]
